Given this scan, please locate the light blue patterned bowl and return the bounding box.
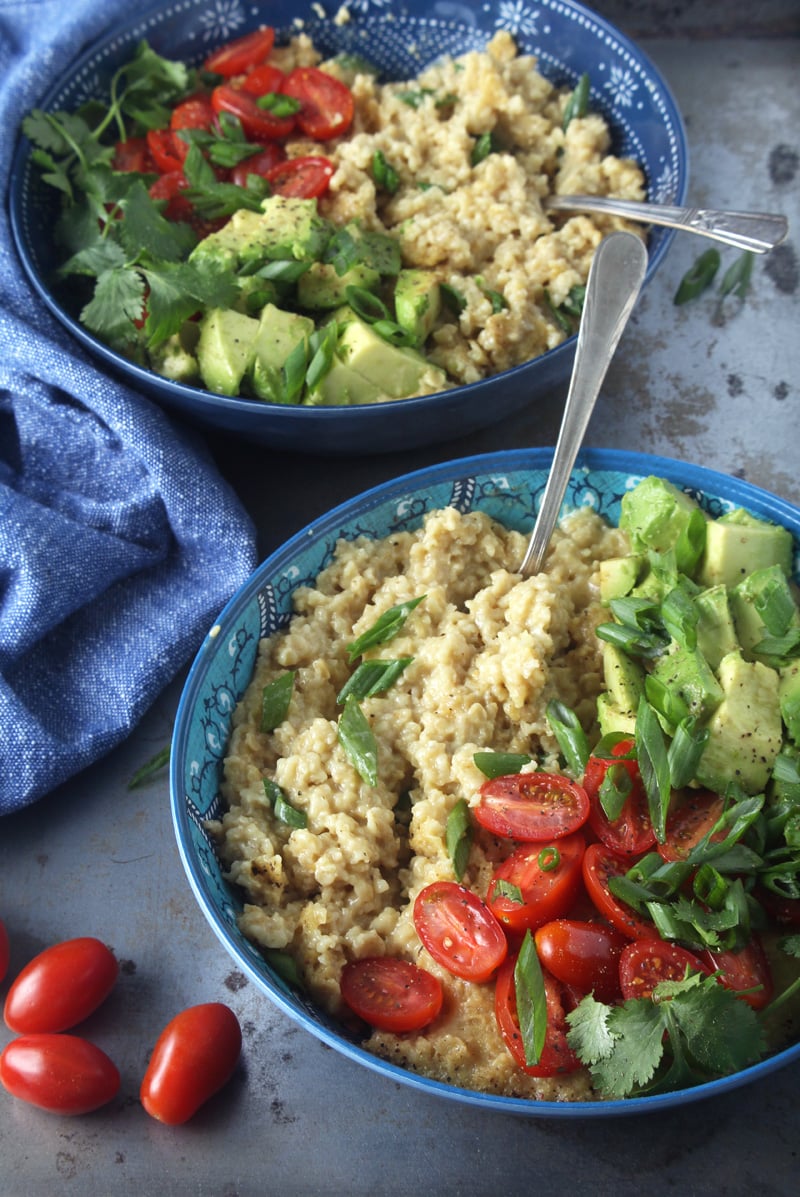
[10,0,688,454]
[171,447,800,1116]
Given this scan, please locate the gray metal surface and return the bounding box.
[1,29,799,1197]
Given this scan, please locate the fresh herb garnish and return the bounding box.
[337,694,379,786]
[337,657,413,704]
[546,699,590,777]
[261,671,295,732]
[263,778,308,829]
[127,744,171,789]
[515,930,548,1067]
[346,597,425,661]
[446,798,473,882]
[372,149,400,194]
[470,131,497,167]
[674,248,721,305]
[473,750,534,779]
[562,73,590,130]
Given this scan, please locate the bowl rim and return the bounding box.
[8,0,689,422]
[170,446,800,1118]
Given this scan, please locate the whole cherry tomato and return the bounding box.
[475,772,590,842]
[0,919,9,983]
[413,881,507,983]
[535,919,626,1003]
[0,1034,120,1115]
[340,957,443,1032]
[4,936,118,1033]
[487,833,586,935]
[140,1002,242,1125]
[204,27,276,76]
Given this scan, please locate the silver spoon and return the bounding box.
[544,194,788,255]
[519,230,648,577]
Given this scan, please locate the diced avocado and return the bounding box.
[597,693,637,738]
[189,198,332,275]
[234,273,280,316]
[196,307,259,396]
[602,641,645,717]
[249,303,314,402]
[599,555,643,604]
[729,564,800,660]
[695,584,739,671]
[394,269,442,346]
[650,642,724,724]
[149,331,199,384]
[697,508,793,588]
[620,476,706,556]
[780,661,800,745]
[328,222,402,276]
[297,261,381,310]
[695,650,783,794]
[303,356,381,406]
[337,318,448,400]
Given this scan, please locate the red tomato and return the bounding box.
[170,94,215,132]
[582,842,660,940]
[756,888,800,927]
[702,937,774,1011]
[204,27,276,76]
[340,957,443,1032]
[475,772,590,842]
[140,1002,242,1125]
[487,833,586,935]
[231,144,286,188]
[4,937,118,1033]
[264,156,335,199]
[149,171,193,222]
[0,1034,119,1115]
[583,740,656,855]
[535,919,626,1003]
[146,128,186,173]
[413,881,507,983]
[113,136,151,172]
[211,83,296,141]
[281,66,355,140]
[658,790,725,862]
[494,956,581,1076]
[0,919,8,983]
[619,939,711,1001]
[241,64,287,97]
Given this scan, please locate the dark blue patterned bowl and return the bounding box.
[9,0,687,454]
[171,447,800,1115]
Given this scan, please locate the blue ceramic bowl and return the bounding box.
[171,447,800,1116]
[9,0,687,455]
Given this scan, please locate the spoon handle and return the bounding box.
[519,231,647,577]
[544,194,788,254]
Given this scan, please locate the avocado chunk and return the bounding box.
[694,584,739,671]
[649,642,724,726]
[297,261,381,310]
[695,650,783,794]
[249,303,315,403]
[304,356,382,406]
[596,693,638,738]
[779,661,800,745]
[599,555,643,604]
[394,269,442,346]
[196,307,259,396]
[729,563,800,661]
[697,508,793,588]
[602,641,645,717]
[336,318,449,400]
[620,477,707,558]
[189,197,332,275]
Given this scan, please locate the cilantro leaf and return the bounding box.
[80,265,146,346]
[142,260,239,346]
[119,179,196,264]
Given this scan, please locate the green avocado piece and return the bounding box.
[196,307,259,396]
[303,355,381,406]
[694,584,739,671]
[602,641,645,717]
[394,269,442,346]
[596,693,638,738]
[729,563,800,660]
[189,197,332,275]
[695,650,783,794]
[599,555,643,604]
[620,477,706,556]
[336,318,448,399]
[297,261,381,310]
[249,303,314,402]
[697,509,793,588]
[779,661,800,745]
[650,642,724,725]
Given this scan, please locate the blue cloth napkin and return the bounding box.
[0,0,258,814]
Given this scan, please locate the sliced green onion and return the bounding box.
[440,283,466,314]
[264,948,304,989]
[515,931,547,1067]
[263,778,307,829]
[371,318,416,347]
[258,258,312,282]
[667,717,709,790]
[256,92,301,117]
[127,744,170,790]
[661,586,699,651]
[261,671,295,732]
[562,72,590,130]
[546,699,589,777]
[599,763,633,822]
[471,131,496,167]
[337,694,379,786]
[305,322,339,391]
[494,879,524,904]
[718,251,754,301]
[337,657,413,704]
[675,508,707,575]
[343,285,390,324]
[446,798,473,882]
[346,596,425,661]
[538,846,561,873]
[635,700,672,843]
[674,248,721,305]
[473,750,533,780]
[372,149,399,194]
[282,338,308,405]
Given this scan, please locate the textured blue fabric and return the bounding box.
[0,1,258,813]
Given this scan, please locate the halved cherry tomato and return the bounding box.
[170,94,215,132]
[204,26,276,77]
[149,171,193,222]
[583,740,656,856]
[582,842,660,940]
[619,938,711,1001]
[241,64,288,97]
[658,790,726,862]
[4,936,118,1034]
[340,957,443,1032]
[231,144,286,188]
[146,128,186,173]
[140,1002,242,1125]
[487,833,586,935]
[281,66,355,140]
[0,1034,120,1115]
[413,881,507,983]
[211,83,296,141]
[264,156,335,199]
[0,919,9,983]
[535,919,626,1003]
[702,937,774,1011]
[113,136,152,173]
[475,772,590,842]
[494,956,581,1076]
